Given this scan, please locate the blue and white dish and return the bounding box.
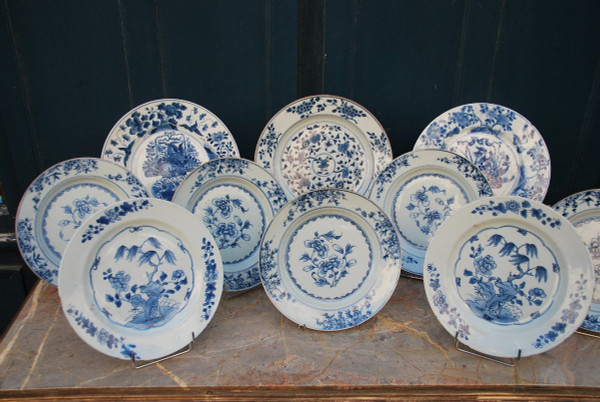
[16,158,148,286]
[255,95,393,199]
[259,189,401,331]
[172,157,287,291]
[424,196,593,358]
[101,98,239,201]
[369,149,493,276]
[414,103,550,202]
[553,190,600,333]
[59,198,223,360]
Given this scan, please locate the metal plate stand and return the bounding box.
[454,332,521,367]
[130,332,197,369]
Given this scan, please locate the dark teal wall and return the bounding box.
[1,0,599,215]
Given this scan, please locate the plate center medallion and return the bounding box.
[90,225,194,330]
[133,129,209,200]
[192,184,265,265]
[286,215,372,301]
[447,133,519,196]
[281,123,367,195]
[393,174,469,249]
[42,183,120,262]
[454,225,560,325]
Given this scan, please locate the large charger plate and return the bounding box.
[172,157,288,291]
[414,103,550,202]
[101,98,239,200]
[368,149,492,276]
[259,189,401,331]
[553,189,600,333]
[59,198,223,360]
[16,158,148,286]
[424,196,593,358]
[255,95,393,199]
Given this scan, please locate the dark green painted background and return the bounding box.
[2,0,600,215]
[2,0,600,214]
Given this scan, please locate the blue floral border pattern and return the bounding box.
[471,199,562,228]
[256,96,392,186]
[105,173,149,199]
[415,103,550,201]
[281,189,347,228]
[436,154,493,197]
[316,291,375,330]
[65,305,138,360]
[103,100,238,167]
[533,273,588,349]
[583,313,600,332]
[553,190,600,217]
[371,153,419,199]
[28,159,99,211]
[200,237,220,321]
[16,218,55,284]
[189,158,288,212]
[225,267,261,292]
[426,263,471,340]
[260,238,292,303]
[81,199,152,243]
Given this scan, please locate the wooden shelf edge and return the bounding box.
[1,384,599,401]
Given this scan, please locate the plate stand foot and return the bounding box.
[130,332,197,369]
[576,328,600,339]
[454,332,521,367]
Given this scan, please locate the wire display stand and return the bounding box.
[454,332,521,367]
[130,332,197,369]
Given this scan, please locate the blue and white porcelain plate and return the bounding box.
[101,99,239,201]
[424,196,593,358]
[259,189,401,331]
[553,190,600,334]
[255,95,393,199]
[59,199,223,360]
[414,103,551,202]
[172,157,287,291]
[369,149,492,276]
[16,158,148,286]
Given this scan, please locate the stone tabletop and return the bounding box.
[0,277,599,399]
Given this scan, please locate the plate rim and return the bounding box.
[172,156,288,291]
[15,157,148,286]
[259,188,402,331]
[58,197,224,360]
[414,102,551,202]
[423,196,594,358]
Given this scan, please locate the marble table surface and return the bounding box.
[1,277,599,399]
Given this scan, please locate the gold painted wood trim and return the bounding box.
[1,385,600,401]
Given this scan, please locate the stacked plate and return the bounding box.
[14,96,597,363]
